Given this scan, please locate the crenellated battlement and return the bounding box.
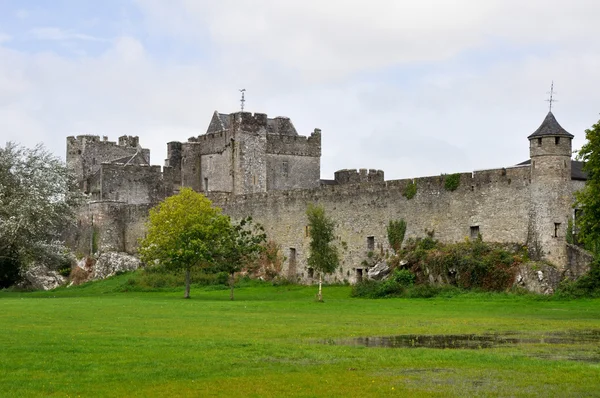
[334,168,384,184]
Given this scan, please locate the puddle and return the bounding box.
[325,330,600,350]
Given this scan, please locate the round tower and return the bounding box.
[528,112,574,268]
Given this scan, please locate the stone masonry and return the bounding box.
[69,110,589,284]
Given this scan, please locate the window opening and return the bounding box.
[282,161,289,177]
[356,268,363,282]
[307,267,314,279]
[554,223,561,238]
[204,178,208,192]
[537,138,542,146]
[470,226,480,240]
[367,236,375,251]
[555,137,560,145]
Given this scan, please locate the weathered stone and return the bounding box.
[92,252,142,280]
[514,262,562,295]
[367,262,391,280]
[19,264,66,291]
[565,244,594,281]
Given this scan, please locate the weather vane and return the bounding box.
[546,81,557,112]
[239,89,246,112]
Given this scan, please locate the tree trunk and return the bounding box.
[230,272,235,301]
[317,273,323,302]
[184,268,191,299]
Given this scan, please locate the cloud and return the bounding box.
[28,27,107,42]
[0,33,11,44]
[1,1,599,183]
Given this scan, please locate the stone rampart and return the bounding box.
[210,164,533,283]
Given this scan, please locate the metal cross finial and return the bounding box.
[546,81,557,112]
[239,89,246,112]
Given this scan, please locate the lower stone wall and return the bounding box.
[211,166,533,284]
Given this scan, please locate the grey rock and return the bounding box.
[92,252,142,280]
[514,262,561,295]
[20,264,66,291]
[367,261,391,280]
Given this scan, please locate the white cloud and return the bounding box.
[28,27,106,42]
[0,33,11,44]
[1,1,599,182]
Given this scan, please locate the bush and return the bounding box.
[391,269,415,287]
[351,279,405,298]
[403,182,417,199]
[556,259,600,298]
[444,173,461,192]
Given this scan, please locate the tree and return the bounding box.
[218,217,266,300]
[0,142,81,288]
[138,188,230,298]
[575,119,600,257]
[306,203,339,302]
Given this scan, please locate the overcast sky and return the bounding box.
[1,0,599,180]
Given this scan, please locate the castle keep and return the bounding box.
[68,110,587,283]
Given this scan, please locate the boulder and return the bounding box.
[514,262,562,295]
[92,252,142,280]
[367,261,391,280]
[20,264,66,291]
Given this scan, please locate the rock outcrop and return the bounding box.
[514,262,562,295]
[19,264,66,291]
[367,262,391,280]
[92,252,142,280]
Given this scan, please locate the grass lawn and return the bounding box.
[1,276,599,397]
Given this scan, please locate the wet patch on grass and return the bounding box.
[325,330,600,362]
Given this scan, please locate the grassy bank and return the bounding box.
[1,276,599,397]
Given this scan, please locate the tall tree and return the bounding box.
[139,188,230,298]
[218,217,266,300]
[306,203,339,302]
[576,119,600,257]
[0,142,81,287]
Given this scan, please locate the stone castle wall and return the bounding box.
[210,165,533,283]
[87,163,174,205]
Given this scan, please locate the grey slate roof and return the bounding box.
[528,112,574,139]
[206,111,298,136]
[517,159,587,180]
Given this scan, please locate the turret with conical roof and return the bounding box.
[528,111,573,268]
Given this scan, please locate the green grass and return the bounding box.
[1,276,600,397]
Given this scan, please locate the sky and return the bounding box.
[1,0,599,180]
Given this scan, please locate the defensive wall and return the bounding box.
[210,165,534,283]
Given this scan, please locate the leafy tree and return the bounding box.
[139,188,230,299]
[0,142,81,287]
[218,216,266,300]
[576,118,600,257]
[387,219,407,253]
[306,203,339,302]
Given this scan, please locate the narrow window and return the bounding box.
[282,161,289,177]
[555,137,560,145]
[367,236,375,251]
[289,248,297,279]
[253,175,256,185]
[537,138,542,146]
[204,178,208,192]
[554,223,561,238]
[470,226,480,240]
[305,225,310,237]
[92,158,97,165]
[356,269,363,282]
[307,267,314,279]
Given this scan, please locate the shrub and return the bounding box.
[391,269,415,287]
[444,173,461,192]
[387,219,407,253]
[403,182,417,199]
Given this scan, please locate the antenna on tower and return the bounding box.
[239,89,246,112]
[546,81,557,112]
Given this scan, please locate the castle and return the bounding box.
[67,110,587,283]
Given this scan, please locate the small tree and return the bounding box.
[387,219,407,253]
[139,188,230,299]
[219,217,266,300]
[306,203,339,302]
[575,118,600,257]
